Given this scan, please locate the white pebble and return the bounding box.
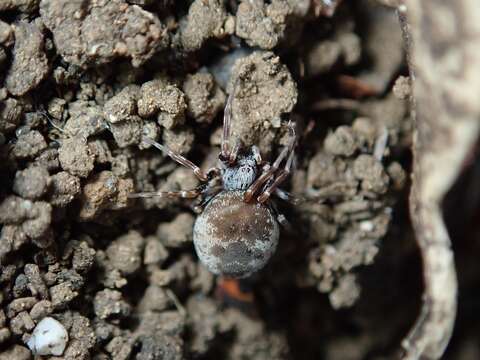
[26,317,68,356]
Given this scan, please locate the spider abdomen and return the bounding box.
[193,190,279,278]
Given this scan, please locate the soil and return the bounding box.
[0,1,475,359]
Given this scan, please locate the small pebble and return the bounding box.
[26,317,68,356]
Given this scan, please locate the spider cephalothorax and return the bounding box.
[131,83,297,278]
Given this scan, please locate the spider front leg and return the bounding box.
[274,188,302,205]
[244,122,297,203]
[221,86,235,162]
[129,188,202,199]
[141,136,209,182]
[257,144,296,203]
[130,137,219,199]
[252,145,263,165]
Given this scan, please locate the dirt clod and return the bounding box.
[229,51,297,154]
[50,282,78,309]
[104,85,139,124]
[94,289,131,320]
[0,2,431,359]
[138,79,186,130]
[183,72,226,124]
[13,166,51,200]
[12,130,47,159]
[48,171,81,207]
[40,0,169,67]
[58,137,95,178]
[236,0,290,50]
[79,170,134,220]
[157,212,195,248]
[5,21,48,96]
[106,230,144,276]
[0,345,31,360]
[180,0,228,52]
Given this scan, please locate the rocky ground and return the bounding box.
[0,1,477,359]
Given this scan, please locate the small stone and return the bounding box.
[64,105,106,138]
[89,139,112,164]
[0,97,23,133]
[26,317,69,356]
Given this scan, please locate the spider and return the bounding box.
[131,86,297,278]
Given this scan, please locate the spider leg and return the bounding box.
[257,142,296,203]
[251,145,262,165]
[192,186,223,213]
[228,139,241,164]
[128,188,202,199]
[273,188,302,205]
[269,200,292,231]
[276,213,292,231]
[221,87,235,161]
[244,122,296,203]
[141,136,208,182]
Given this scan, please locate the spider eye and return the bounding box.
[206,170,216,180]
[218,153,228,163]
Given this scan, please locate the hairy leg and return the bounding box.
[142,136,208,182]
[221,87,234,161]
[128,188,202,199]
[244,122,296,203]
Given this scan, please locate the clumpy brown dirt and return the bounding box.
[0,1,475,359]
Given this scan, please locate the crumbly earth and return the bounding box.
[0,1,473,359]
